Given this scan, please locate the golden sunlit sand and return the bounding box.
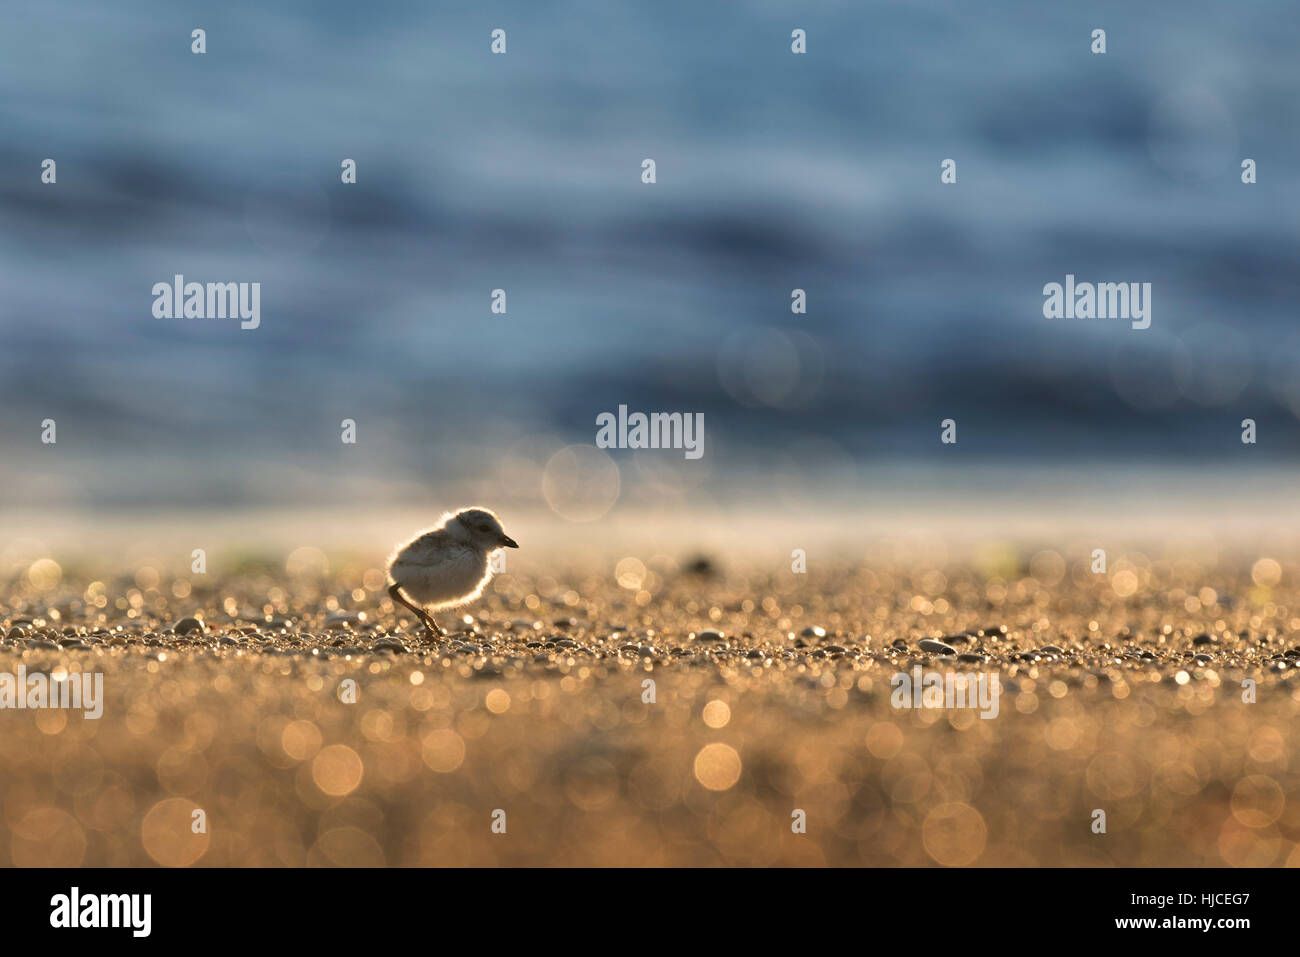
[1,535,1298,866]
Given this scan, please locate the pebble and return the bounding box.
[919,639,957,655]
[1192,634,1217,646]
[823,644,847,654]
[694,630,727,642]
[801,626,827,639]
[1192,653,1213,665]
[372,637,406,652]
[173,617,205,635]
[958,652,987,663]
[555,638,578,648]
[1038,645,1065,655]
[684,555,717,576]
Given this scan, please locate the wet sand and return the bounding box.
[1,544,1297,866]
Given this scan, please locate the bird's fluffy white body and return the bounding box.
[387,531,492,608]
[385,508,518,619]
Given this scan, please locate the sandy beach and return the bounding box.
[2,522,1296,867]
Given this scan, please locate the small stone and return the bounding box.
[745,649,765,659]
[801,626,827,639]
[694,630,727,642]
[1192,634,1216,646]
[372,637,406,652]
[555,638,578,648]
[958,652,987,663]
[1038,645,1065,655]
[823,644,847,653]
[684,555,717,576]
[174,617,205,635]
[1192,653,1213,665]
[919,638,957,655]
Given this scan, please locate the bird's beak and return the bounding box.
[500,535,519,549]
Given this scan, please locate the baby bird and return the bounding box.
[386,507,519,637]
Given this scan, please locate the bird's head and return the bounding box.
[447,507,519,551]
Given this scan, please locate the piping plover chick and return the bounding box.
[386,507,519,637]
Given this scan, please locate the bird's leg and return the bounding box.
[423,612,444,640]
[387,584,444,638]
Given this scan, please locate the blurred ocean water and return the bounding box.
[2,0,1299,509]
